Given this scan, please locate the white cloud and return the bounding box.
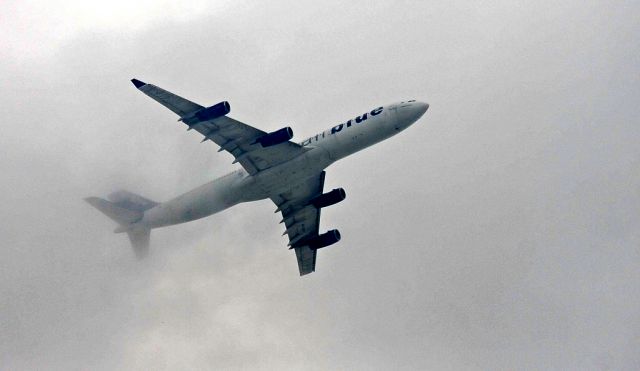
[1,0,225,60]
[1,1,639,369]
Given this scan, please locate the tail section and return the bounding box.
[85,190,158,258]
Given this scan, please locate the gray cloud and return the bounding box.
[1,1,639,369]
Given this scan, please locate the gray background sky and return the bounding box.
[1,1,639,370]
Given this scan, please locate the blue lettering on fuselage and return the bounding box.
[302,106,384,146]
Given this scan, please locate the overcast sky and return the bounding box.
[1,1,639,370]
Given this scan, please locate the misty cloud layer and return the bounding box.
[1,1,639,369]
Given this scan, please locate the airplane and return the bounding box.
[86,79,429,276]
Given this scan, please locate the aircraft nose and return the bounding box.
[415,102,429,119]
[401,101,429,123]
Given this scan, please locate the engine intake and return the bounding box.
[311,188,346,208]
[194,101,231,122]
[256,127,293,147]
[307,229,341,250]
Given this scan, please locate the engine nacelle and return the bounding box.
[194,101,231,122]
[310,188,346,209]
[307,229,341,250]
[256,127,293,147]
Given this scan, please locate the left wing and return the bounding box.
[131,79,308,174]
[272,172,327,276]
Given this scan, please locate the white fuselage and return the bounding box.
[138,100,428,229]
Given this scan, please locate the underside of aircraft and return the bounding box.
[86,79,428,276]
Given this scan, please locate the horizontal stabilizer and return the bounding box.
[85,197,143,225]
[108,190,158,212]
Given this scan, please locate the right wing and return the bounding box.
[131,79,309,174]
[271,172,326,276]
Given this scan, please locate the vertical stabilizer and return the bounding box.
[127,227,150,258]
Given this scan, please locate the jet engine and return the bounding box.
[311,188,346,208]
[256,127,293,147]
[194,101,231,122]
[307,229,341,250]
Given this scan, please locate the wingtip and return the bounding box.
[131,78,146,88]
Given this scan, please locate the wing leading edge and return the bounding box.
[131,79,308,174]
